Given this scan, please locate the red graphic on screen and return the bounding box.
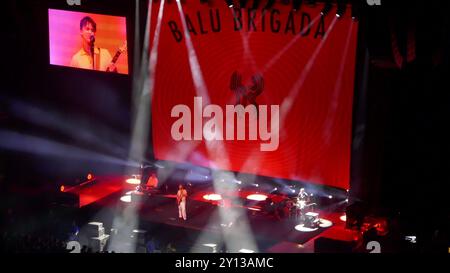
[230,71,264,107]
[150,2,358,189]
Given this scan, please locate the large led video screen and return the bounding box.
[49,9,129,74]
[151,2,358,189]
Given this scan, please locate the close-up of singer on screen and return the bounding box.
[70,16,118,72]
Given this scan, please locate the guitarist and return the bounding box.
[70,16,120,73]
[176,184,188,221]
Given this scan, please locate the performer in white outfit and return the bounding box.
[177,184,188,220]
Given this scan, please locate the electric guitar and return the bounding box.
[106,41,127,72]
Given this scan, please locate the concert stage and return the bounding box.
[65,175,354,253]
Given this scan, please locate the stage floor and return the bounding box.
[70,175,357,253]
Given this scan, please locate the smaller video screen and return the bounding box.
[49,9,129,75]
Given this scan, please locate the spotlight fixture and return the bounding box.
[328,195,333,199]
[226,0,234,8]
[336,1,346,18]
[351,0,360,20]
[292,0,302,11]
[321,1,332,16]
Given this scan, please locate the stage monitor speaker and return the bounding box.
[314,237,355,253]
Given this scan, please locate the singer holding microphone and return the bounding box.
[70,16,117,72]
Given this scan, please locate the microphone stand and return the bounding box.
[91,47,94,70]
[90,36,95,70]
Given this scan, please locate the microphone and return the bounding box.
[90,34,95,44]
